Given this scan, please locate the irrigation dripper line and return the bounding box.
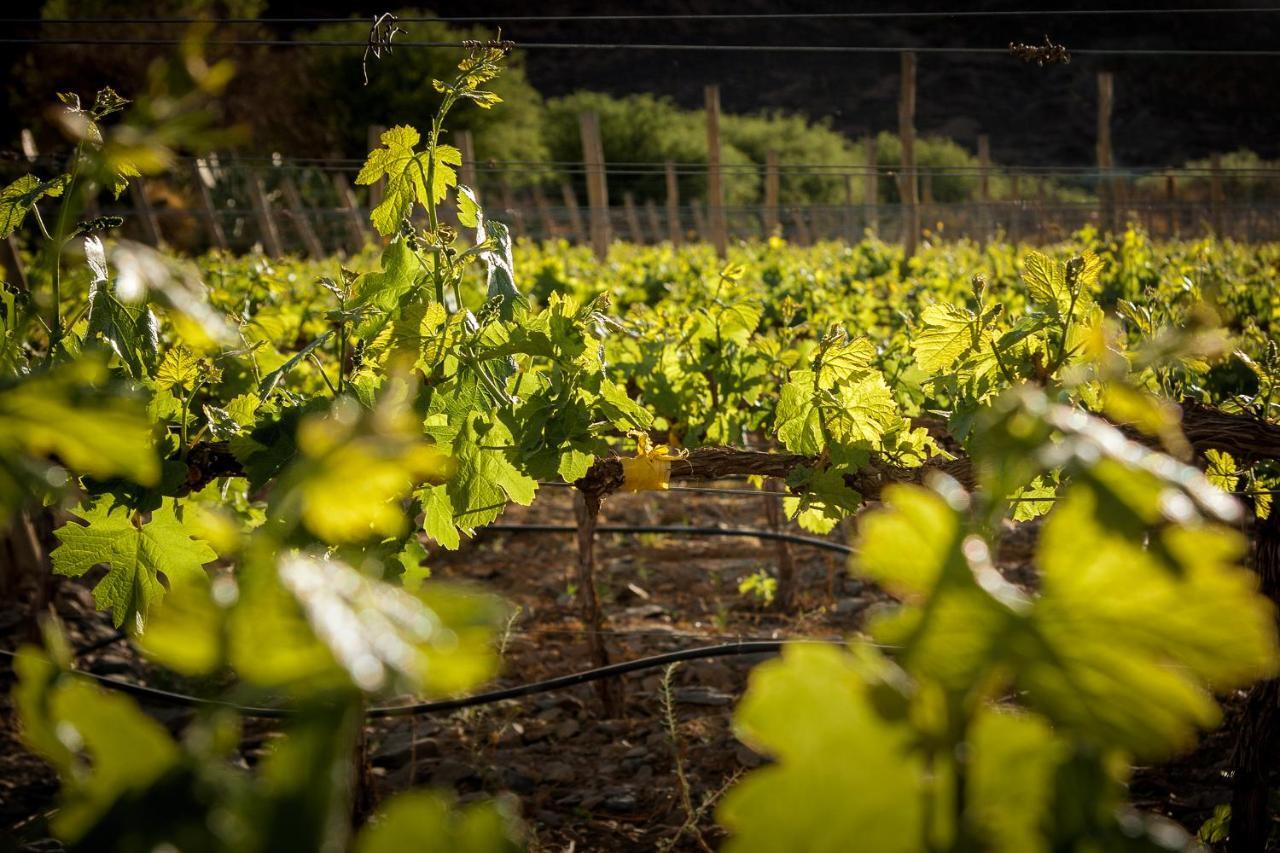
[483,523,855,555]
[0,640,837,720]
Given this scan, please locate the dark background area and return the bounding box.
[3,0,1279,167]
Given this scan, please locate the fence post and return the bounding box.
[665,160,682,246]
[561,183,587,244]
[532,184,559,241]
[129,177,163,247]
[764,149,780,238]
[333,172,370,253]
[246,169,284,258]
[864,136,878,236]
[191,158,228,251]
[1210,152,1224,237]
[281,174,326,258]
[623,192,645,244]
[977,134,992,242]
[898,52,920,259]
[366,125,386,211]
[578,111,610,259]
[1096,71,1116,233]
[704,84,728,258]
[1010,172,1022,244]
[457,129,479,198]
[1165,173,1177,238]
[644,199,663,244]
[691,200,708,242]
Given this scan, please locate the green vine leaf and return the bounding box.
[51,497,216,630]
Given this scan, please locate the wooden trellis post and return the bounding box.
[561,183,587,244]
[333,172,370,253]
[704,84,728,257]
[644,199,663,244]
[665,160,682,246]
[281,174,326,258]
[623,192,645,244]
[191,158,228,252]
[764,149,780,238]
[864,136,879,235]
[532,184,559,240]
[579,111,611,259]
[457,129,479,197]
[129,178,163,247]
[1210,152,1225,237]
[366,125,386,211]
[246,169,284,258]
[1097,72,1116,233]
[898,52,920,258]
[977,134,992,242]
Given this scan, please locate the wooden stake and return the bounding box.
[1210,152,1224,237]
[790,207,812,246]
[864,136,879,235]
[1165,173,1177,237]
[691,200,708,243]
[457,129,479,198]
[247,169,283,258]
[579,111,611,259]
[333,172,370,253]
[704,85,728,258]
[366,125,387,211]
[561,183,587,244]
[281,174,326,258]
[1096,72,1116,233]
[191,158,228,251]
[764,149,780,237]
[574,491,621,715]
[898,52,920,258]
[623,192,645,244]
[665,160,682,246]
[129,178,163,246]
[977,134,992,241]
[532,184,559,240]
[644,199,663,244]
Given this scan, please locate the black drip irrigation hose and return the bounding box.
[0,640,833,720]
[1,524,849,719]
[484,523,855,555]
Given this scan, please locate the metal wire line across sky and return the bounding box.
[3,36,1280,57]
[7,7,1280,24]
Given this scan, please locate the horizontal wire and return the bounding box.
[0,640,837,719]
[12,151,1280,177]
[9,8,1280,25]
[4,37,1280,57]
[483,523,854,555]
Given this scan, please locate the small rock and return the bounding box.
[735,744,765,769]
[540,761,575,784]
[430,759,478,787]
[634,765,654,784]
[602,793,639,814]
[674,686,735,706]
[521,719,553,744]
[623,746,649,760]
[371,734,440,770]
[501,768,536,795]
[535,706,564,723]
[91,654,135,675]
[620,603,667,619]
[835,596,871,616]
[555,718,581,739]
[841,576,866,596]
[690,661,736,690]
